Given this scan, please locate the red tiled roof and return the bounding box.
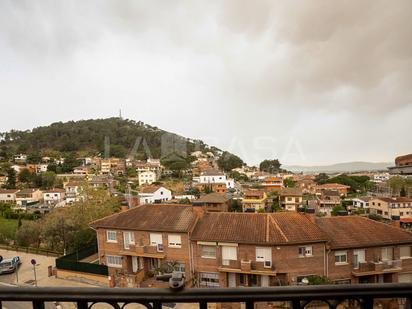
[280,187,302,196]
[90,204,197,232]
[140,186,163,194]
[191,212,327,245]
[315,216,412,249]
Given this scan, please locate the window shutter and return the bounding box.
[222,246,237,260]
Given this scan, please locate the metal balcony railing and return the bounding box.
[0,283,411,309]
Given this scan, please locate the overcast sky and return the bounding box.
[0,1,411,166]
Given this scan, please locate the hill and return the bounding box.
[284,161,392,174]
[0,118,220,161]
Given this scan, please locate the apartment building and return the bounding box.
[90,206,412,288]
[369,197,412,220]
[261,177,283,192]
[242,190,267,212]
[279,188,303,211]
[90,204,197,288]
[138,171,157,186]
[191,212,328,287]
[316,216,412,284]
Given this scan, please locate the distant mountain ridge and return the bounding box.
[284,161,392,173]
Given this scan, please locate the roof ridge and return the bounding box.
[269,214,288,242]
[265,215,270,242]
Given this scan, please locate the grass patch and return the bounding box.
[0,216,19,243]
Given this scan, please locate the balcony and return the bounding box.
[0,284,411,309]
[352,260,402,277]
[119,245,166,259]
[218,260,276,276]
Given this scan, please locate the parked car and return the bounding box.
[0,256,21,275]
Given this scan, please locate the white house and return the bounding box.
[372,173,390,183]
[139,186,172,204]
[352,197,371,210]
[65,182,83,204]
[43,188,66,205]
[36,164,49,174]
[0,189,19,203]
[138,170,157,186]
[198,168,226,184]
[14,154,27,163]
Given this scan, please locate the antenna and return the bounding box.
[119,109,122,119]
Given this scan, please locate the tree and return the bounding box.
[283,178,296,188]
[400,187,407,197]
[388,176,406,195]
[41,171,57,189]
[331,205,346,216]
[217,152,244,172]
[314,173,329,185]
[230,199,242,212]
[259,159,281,173]
[15,220,42,248]
[5,168,16,189]
[18,168,33,183]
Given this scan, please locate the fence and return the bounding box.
[55,243,108,276]
[0,244,61,257]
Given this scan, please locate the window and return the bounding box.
[222,246,237,265]
[353,249,365,269]
[256,247,272,267]
[200,272,220,287]
[201,245,217,259]
[150,233,163,246]
[168,234,182,248]
[123,231,135,249]
[106,255,122,268]
[335,251,347,264]
[400,246,411,259]
[106,230,117,243]
[298,246,313,257]
[381,247,393,261]
[174,263,185,273]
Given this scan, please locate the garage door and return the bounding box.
[398,273,412,283]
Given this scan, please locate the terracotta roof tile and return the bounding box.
[90,204,196,232]
[315,216,412,249]
[191,212,327,245]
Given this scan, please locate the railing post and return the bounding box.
[361,297,374,309]
[77,300,89,309]
[32,300,45,309]
[199,301,208,309]
[292,300,301,309]
[153,301,162,309]
[245,300,254,309]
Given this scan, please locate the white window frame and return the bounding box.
[256,247,272,268]
[106,255,122,268]
[298,246,313,257]
[222,246,237,265]
[201,245,217,259]
[381,247,393,261]
[106,230,117,243]
[150,233,163,246]
[334,251,348,265]
[123,231,135,249]
[168,234,182,248]
[400,246,411,259]
[199,272,220,287]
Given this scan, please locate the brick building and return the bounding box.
[91,204,198,287]
[90,205,412,288]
